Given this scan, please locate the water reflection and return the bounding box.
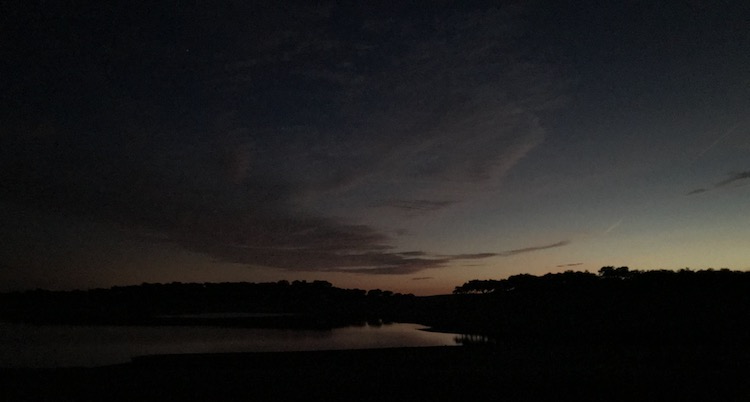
[0,321,461,368]
[454,333,497,346]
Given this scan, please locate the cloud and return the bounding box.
[335,267,428,275]
[0,3,567,280]
[397,251,428,257]
[199,238,570,276]
[411,277,433,281]
[687,171,750,195]
[716,171,750,187]
[696,122,740,159]
[214,5,564,210]
[497,240,570,257]
[449,253,499,260]
[604,217,624,234]
[376,199,456,213]
[173,214,456,274]
[556,262,584,268]
[447,240,571,260]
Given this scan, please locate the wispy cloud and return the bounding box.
[397,251,428,257]
[212,238,573,276]
[447,240,571,260]
[687,171,750,195]
[498,240,570,257]
[175,216,456,275]
[326,261,449,276]
[236,6,565,210]
[0,4,566,280]
[716,171,750,187]
[695,122,741,160]
[450,252,499,260]
[556,262,583,268]
[604,217,624,234]
[497,240,571,257]
[377,199,456,213]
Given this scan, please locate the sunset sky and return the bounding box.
[2,1,749,295]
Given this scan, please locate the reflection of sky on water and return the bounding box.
[0,322,459,368]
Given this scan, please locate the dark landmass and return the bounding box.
[6,267,748,342]
[2,344,748,401]
[0,279,414,329]
[433,267,750,343]
[3,267,750,400]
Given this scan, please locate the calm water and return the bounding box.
[0,322,460,368]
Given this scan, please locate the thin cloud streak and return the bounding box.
[226,238,573,276]
[716,171,750,187]
[687,171,750,195]
[449,252,499,260]
[696,123,740,159]
[447,240,571,260]
[397,251,429,257]
[377,199,457,213]
[604,217,624,234]
[556,262,584,268]
[497,240,570,257]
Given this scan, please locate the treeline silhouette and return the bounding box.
[3,268,749,400]
[434,267,750,347]
[2,267,750,346]
[0,280,415,328]
[453,266,748,294]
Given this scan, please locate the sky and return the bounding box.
[1,1,749,295]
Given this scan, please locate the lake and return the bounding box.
[0,321,460,368]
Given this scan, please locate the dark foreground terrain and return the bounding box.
[4,268,750,400]
[3,341,749,402]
